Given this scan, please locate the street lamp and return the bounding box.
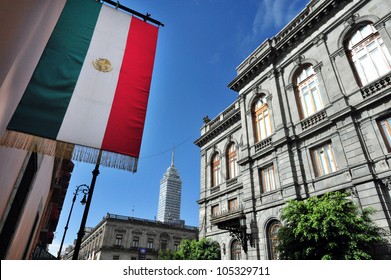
[228,213,253,254]
[57,184,89,259]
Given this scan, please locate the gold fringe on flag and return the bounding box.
[0,130,138,172]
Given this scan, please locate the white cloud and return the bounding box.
[244,0,307,48]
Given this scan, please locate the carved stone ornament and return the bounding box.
[285,83,294,92]
[382,177,391,191]
[312,34,325,46]
[343,13,359,27]
[294,55,305,66]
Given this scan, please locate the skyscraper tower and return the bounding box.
[157,151,182,224]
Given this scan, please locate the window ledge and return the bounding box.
[210,185,220,194]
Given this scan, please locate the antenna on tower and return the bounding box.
[171,148,175,167]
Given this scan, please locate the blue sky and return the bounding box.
[49,0,309,256]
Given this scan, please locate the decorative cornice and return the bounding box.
[228,0,353,92]
[194,109,241,147]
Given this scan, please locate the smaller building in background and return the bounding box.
[64,213,198,260]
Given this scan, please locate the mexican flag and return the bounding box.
[0,0,159,172]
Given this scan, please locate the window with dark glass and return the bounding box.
[115,234,123,246]
[174,241,180,251]
[147,238,154,249]
[160,240,168,250]
[132,236,139,247]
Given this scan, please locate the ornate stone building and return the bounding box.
[195,0,391,260]
[64,213,198,260]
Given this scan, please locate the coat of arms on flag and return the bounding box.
[0,0,159,172]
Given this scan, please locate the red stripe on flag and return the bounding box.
[101,17,158,158]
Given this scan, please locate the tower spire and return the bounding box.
[171,148,175,167]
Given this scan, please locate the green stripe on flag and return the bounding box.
[8,0,102,139]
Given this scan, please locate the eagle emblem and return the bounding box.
[92,58,113,72]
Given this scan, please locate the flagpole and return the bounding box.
[72,150,102,260]
[101,0,164,27]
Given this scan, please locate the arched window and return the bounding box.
[253,96,272,142]
[267,221,281,260]
[211,152,220,187]
[346,23,391,86]
[294,64,324,119]
[226,143,237,179]
[231,240,242,260]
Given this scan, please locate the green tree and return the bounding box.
[158,238,221,260]
[275,191,387,260]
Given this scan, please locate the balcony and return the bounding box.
[360,72,391,99]
[254,136,272,152]
[301,110,327,130]
[211,206,244,231]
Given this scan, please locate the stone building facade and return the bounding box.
[195,0,391,260]
[64,213,198,260]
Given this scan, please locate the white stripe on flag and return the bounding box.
[57,5,132,149]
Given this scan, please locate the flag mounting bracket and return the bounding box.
[100,0,164,27]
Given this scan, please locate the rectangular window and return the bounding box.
[174,241,180,251]
[228,198,238,211]
[211,204,220,216]
[379,117,391,152]
[311,142,338,177]
[212,154,220,187]
[160,240,167,251]
[147,238,154,249]
[299,75,323,118]
[261,165,276,193]
[255,105,272,142]
[115,234,123,246]
[227,144,237,179]
[132,236,139,248]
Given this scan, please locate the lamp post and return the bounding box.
[57,184,89,259]
[239,214,250,254]
[72,151,102,260]
[227,213,252,254]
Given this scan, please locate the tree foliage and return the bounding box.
[158,238,221,260]
[275,191,387,260]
